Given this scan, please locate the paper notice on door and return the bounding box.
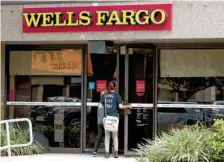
[136,80,145,93]
[96,80,107,92]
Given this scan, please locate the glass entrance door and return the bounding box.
[83,45,156,156]
[120,45,156,156]
[84,51,118,152]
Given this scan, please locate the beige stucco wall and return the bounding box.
[1,0,224,43]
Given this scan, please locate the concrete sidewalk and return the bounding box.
[1,153,137,162]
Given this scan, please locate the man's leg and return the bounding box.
[104,130,111,158]
[109,133,113,154]
[112,131,119,158]
[93,124,104,156]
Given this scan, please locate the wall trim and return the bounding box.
[1,0,137,5]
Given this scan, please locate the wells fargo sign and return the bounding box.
[23,4,172,33]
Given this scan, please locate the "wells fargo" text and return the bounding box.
[23,9,167,27]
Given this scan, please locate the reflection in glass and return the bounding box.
[158,49,224,134]
[12,76,82,148]
[8,49,83,150]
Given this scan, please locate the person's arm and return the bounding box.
[117,94,131,109]
[119,104,131,109]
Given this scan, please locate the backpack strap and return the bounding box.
[104,92,107,117]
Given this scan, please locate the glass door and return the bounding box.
[121,45,157,156]
[83,50,119,152]
[83,45,157,156]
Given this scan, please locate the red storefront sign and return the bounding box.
[136,80,145,93]
[23,4,172,33]
[96,80,107,92]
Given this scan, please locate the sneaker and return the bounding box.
[92,152,97,157]
[114,151,118,158]
[104,152,110,158]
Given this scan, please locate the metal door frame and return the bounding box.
[123,44,158,156]
[82,45,87,151]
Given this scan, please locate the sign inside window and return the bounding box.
[136,108,148,126]
[136,80,146,93]
[96,80,107,92]
[31,49,82,74]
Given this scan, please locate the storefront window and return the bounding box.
[7,49,83,151]
[158,49,224,133]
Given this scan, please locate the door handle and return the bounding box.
[131,103,153,109]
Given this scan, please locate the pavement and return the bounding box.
[0,153,138,162]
